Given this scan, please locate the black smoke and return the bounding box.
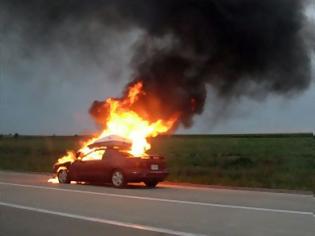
[2,0,313,129]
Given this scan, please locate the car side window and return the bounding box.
[81,150,106,161]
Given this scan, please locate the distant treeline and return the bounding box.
[0,133,314,139]
[163,133,315,138]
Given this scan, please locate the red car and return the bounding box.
[53,147,168,188]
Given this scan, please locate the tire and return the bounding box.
[57,169,71,184]
[111,170,126,188]
[144,181,158,188]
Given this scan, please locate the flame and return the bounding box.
[48,177,59,184]
[57,151,76,164]
[54,81,178,166]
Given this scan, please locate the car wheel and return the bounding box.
[57,169,71,184]
[144,181,158,188]
[111,170,126,188]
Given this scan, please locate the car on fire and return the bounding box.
[53,136,168,188]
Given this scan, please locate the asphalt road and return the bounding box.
[0,171,314,236]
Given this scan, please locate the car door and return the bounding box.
[69,160,86,181]
[75,149,106,181]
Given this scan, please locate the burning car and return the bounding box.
[50,82,175,187]
[53,135,168,188]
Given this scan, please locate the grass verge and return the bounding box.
[0,134,314,192]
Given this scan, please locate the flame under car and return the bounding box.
[53,139,168,188]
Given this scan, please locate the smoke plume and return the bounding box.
[1,0,313,130]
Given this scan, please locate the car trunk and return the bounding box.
[128,156,167,171]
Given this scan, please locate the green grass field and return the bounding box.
[0,134,314,192]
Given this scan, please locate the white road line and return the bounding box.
[0,171,312,196]
[0,201,203,236]
[0,181,314,217]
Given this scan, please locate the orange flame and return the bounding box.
[55,81,178,165]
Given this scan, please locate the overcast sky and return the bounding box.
[0,4,314,135]
[1,54,314,135]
